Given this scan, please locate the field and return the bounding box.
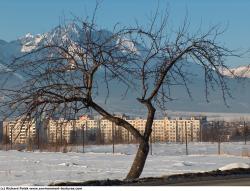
[0,142,250,186]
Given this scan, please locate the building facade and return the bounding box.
[46,116,201,144]
[3,119,36,144]
[1,115,201,145]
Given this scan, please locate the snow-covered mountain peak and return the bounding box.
[221,65,250,78]
[116,37,138,54]
[19,23,83,53]
[20,33,44,53]
[24,33,34,38]
[47,23,82,42]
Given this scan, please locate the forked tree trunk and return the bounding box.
[125,100,155,180]
[125,139,149,180]
[90,99,153,180]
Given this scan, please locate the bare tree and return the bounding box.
[243,121,248,145]
[0,9,237,179]
[216,121,221,155]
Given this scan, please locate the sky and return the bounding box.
[0,0,250,66]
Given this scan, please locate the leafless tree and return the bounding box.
[0,8,238,179]
[243,121,249,144]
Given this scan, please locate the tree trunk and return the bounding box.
[89,99,153,180]
[125,139,149,180]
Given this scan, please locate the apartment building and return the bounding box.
[121,117,200,143]
[47,116,100,144]
[3,119,36,144]
[1,115,201,145]
[165,118,200,142]
[47,119,76,143]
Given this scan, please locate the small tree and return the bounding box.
[0,10,237,179]
[243,121,248,144]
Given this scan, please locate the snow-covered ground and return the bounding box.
[0,142,250,186]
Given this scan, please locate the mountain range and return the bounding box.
[0,24,250,116]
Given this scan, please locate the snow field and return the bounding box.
[0,142,249,186]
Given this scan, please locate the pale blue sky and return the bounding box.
[0,0,250,66]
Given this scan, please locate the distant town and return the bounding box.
[0,114,249,151]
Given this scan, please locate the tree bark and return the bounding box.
[125,139,149,180]
[125,99,155,180]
